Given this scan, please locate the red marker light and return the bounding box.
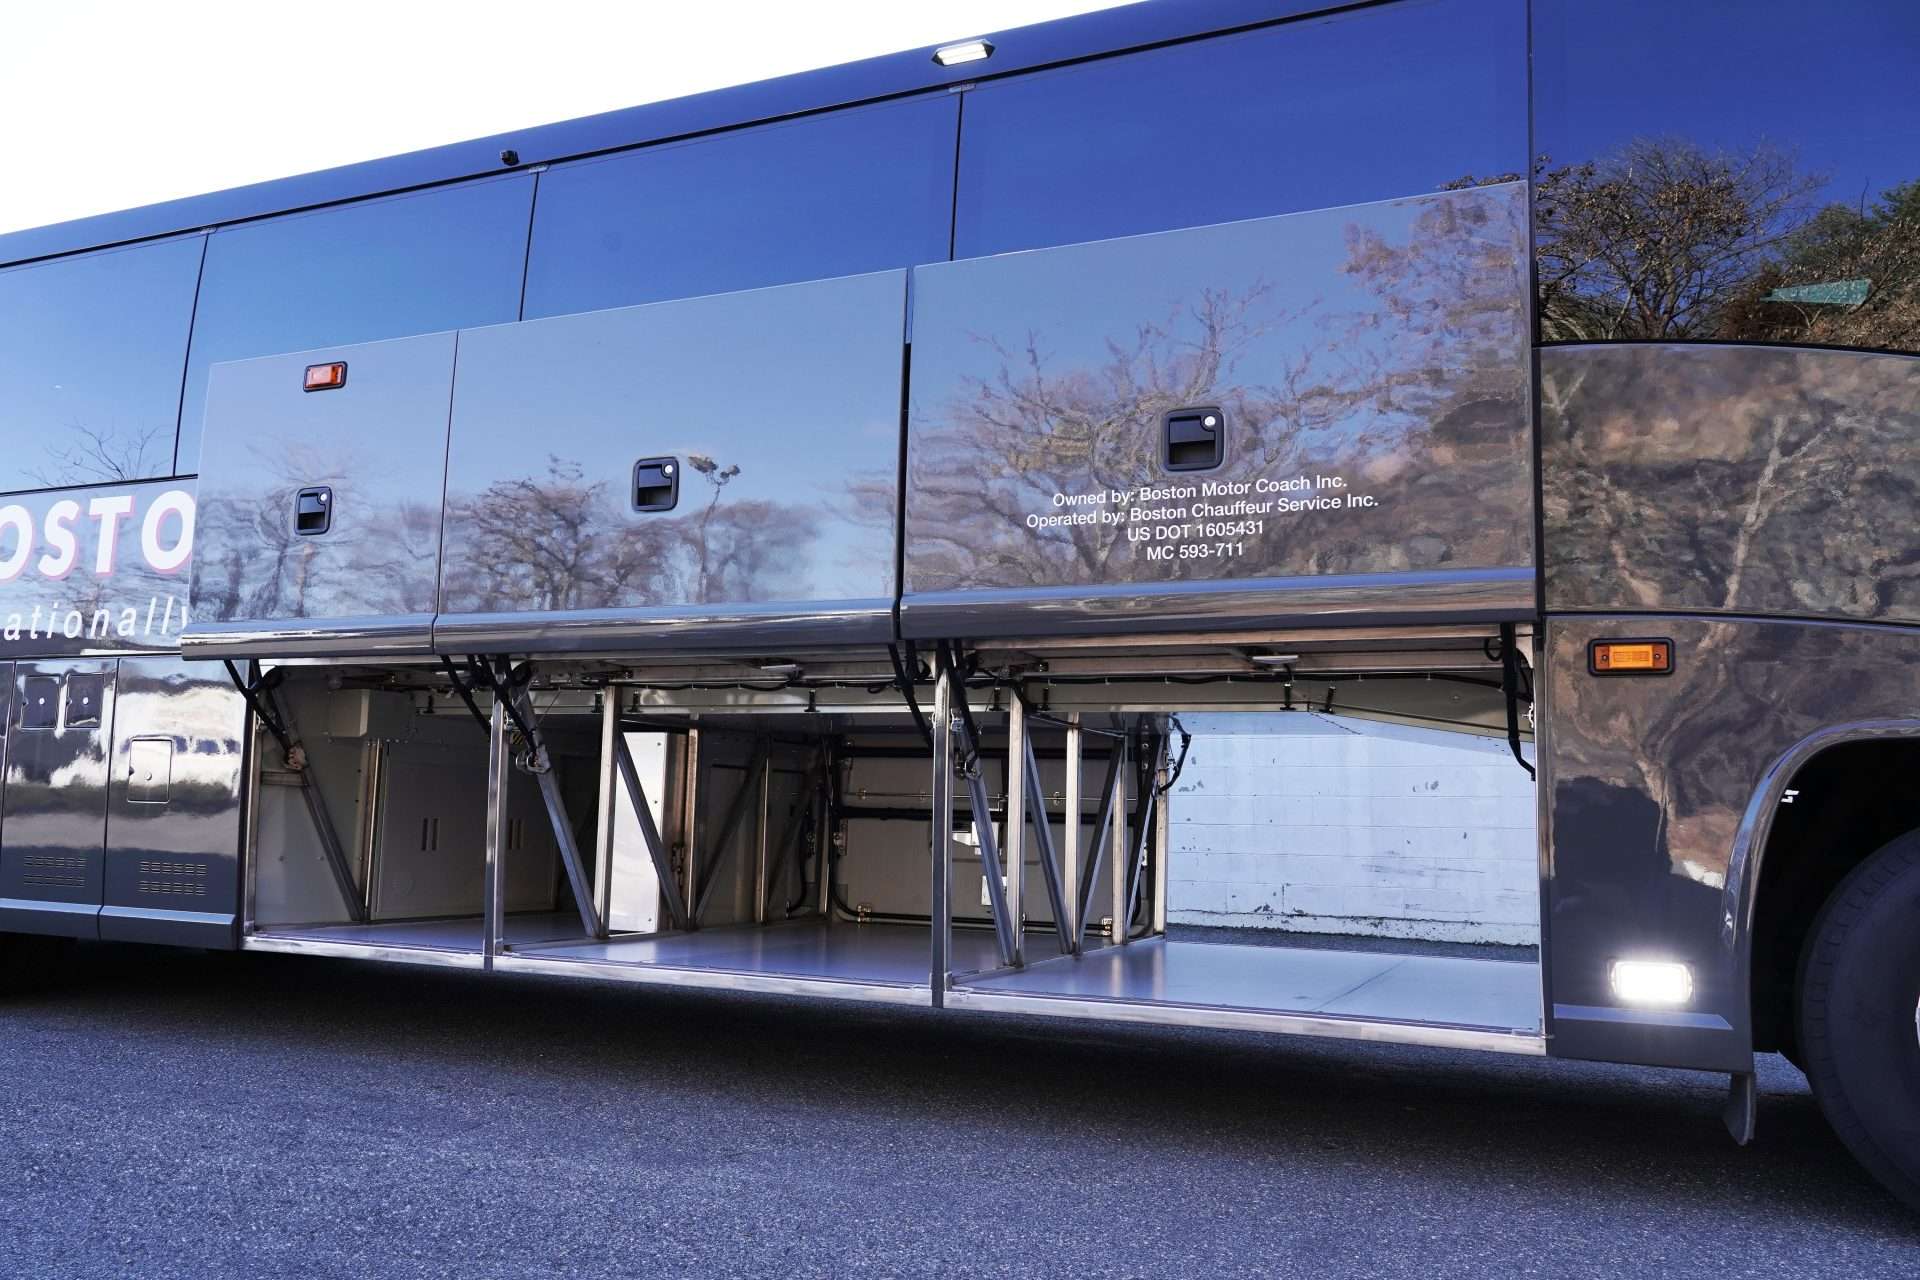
[304,361,347,392]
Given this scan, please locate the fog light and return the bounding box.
[1609,959,1693,1008]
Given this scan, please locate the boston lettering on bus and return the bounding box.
[0,479,195,655]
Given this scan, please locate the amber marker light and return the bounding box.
[303,361,347,392]
[1588,638,1674,676]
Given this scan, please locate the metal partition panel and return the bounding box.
[0,660,114,937]
[435,270,906,653]
[183,330,459,659]
[902,183,1534,639]
[99,656,248,948]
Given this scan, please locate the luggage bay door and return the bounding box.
[435,269,907,654]
[183,330,459,660]
[902,183,1536,640]
[0,660,115,938]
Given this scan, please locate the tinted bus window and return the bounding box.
[0,237,203,493]
[1534,0,1920,355]
[177,175,533,473]
[953,0,1526,258]
[523,96,957,319]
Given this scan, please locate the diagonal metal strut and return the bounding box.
[951,715,1019,967]
[1073,728,1126,954]
[509,688,606,940]
[612,730,691,932]
[1020,711,1075,956]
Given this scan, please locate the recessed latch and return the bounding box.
[295,486,332,536]
[1163,406,1224,471]
[633,458,679,512]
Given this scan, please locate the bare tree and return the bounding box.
[28,421,170,488]
[1529,139,1822,341]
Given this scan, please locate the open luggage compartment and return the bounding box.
[231,625,1542,1052]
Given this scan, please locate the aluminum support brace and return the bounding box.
[1122,738,1166,938]
[510,688,605,941]
[1073,732,1126,954]
[272,695,365,925]
[483,697,509,968]
[1004,696,1028,967]
[613,731,692,932]
[954,715,1019,968]
[930,669,954,1004]
[1021,724,1075,955]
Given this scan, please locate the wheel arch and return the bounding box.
[1726,719,1920,1054]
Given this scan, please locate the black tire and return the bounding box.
[1797,829,1920,1211]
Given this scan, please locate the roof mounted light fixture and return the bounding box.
[933,38,994,67]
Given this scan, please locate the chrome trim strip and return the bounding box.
[180,615,436,660]
[899,569,1535,641]
[241,933,488,970]
[430,600,896,656]
[942,986,1548,1054]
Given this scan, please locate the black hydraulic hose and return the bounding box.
[440,657,491,737]
[1497,624,1537,780]
[1157,715,1193,795]
[936,642,987,775]
[223,660,293,759]
[887,643,934,749]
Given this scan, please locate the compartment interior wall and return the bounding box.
[252,682,567,928]
[837,734,1119,931]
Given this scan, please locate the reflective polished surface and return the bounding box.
[0,237,203,493]
[437,270,906,653]
[968,939,1540,1033]
[955,0,1525,256]
[0,659,114,937]
[1533,0,1918,356]
[1542,344,1920,622]
[524,96,955,318]
[178,176,530,475]
[99,656,248,948]
[904,184,1533,638]
[1543,614,1920,1069]
[187,331,458,657]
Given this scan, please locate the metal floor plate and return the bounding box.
[252,910,584,952]
[962,939,1542,1034]
[512,920,1003,988]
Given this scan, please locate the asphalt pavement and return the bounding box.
[1,942,1915,1278]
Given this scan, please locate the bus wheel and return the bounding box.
[1797,830,1920,1211]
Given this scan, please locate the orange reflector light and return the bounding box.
[1589,638,1673,676]
[303,361,347,392]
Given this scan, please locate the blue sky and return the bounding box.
[1537,0,1920,210]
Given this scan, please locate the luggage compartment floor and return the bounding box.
[961,938,1542,1033]
[513,920,1004,988]
[256,910,584,952]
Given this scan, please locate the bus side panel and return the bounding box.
[901,183,1535,640]
[1541,343,1920,625]
[98,657,248,949]
[184,330,459,660]
[434,269,906,654]
[1542,614,1920,1070]
[0,659,114,939]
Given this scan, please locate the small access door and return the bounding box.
[0,660,115,937]
[100,657,250,948]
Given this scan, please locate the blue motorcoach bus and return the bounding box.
[2,0,1918,1210]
